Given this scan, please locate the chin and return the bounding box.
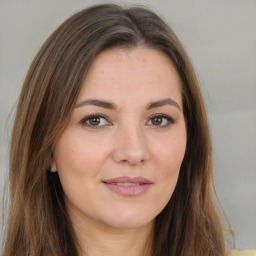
[100,209,156,229]
[105,218,154,230]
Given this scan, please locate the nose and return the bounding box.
[112,124,150,166]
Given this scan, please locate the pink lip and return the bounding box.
[102,176,153,196]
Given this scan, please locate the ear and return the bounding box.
[50,154,57,173]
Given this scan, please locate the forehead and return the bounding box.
[77,47,182,107]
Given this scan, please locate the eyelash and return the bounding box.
[80,114,175,128]
[147,114,175,128]
[80,114,111,128]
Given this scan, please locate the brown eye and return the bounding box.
[147,114,174,128]
[81,115,110,128]
[151,117,163,125]
[88,117,100,126]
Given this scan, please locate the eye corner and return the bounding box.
[80,114,112,128]
[146,113,175,128]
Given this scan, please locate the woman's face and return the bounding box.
[52,47,187,230]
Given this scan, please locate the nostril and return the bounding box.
[112,131,150,165]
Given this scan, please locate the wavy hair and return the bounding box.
[2,3,230,256]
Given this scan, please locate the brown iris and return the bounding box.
[151,117,163,125]
[89,117,101,126]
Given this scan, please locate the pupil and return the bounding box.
[152,117,162,125]
[90,117,100,125]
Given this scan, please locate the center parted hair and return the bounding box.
[3,4,227,256]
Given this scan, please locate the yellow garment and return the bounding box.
[228,250,256,256]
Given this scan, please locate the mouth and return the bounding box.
[102,176,153,196]
[106,182,142,186]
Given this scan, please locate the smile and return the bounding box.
[102,176,153,196]
[108,182,141,186]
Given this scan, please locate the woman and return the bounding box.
[2,3,237,256]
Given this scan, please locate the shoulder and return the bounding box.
[228,250,256,256]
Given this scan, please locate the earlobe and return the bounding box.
[50,156,57,173]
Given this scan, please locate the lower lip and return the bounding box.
[103,183,152,196]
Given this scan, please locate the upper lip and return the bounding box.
[103,176,152,184]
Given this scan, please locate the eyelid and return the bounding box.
[79,113,175,129]
[80,114,112,128]
[146,113,175,127]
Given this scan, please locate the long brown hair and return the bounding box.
[2,3,230,256]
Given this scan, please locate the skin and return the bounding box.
[52,47,187,256]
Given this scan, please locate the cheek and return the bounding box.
[152,131,186,184]
[147,133,186,214]
[53,133,109,203]
[53,134,101,180]
[156,134,186,166]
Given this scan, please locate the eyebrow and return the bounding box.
[75,99,117,109]
[146,98,181,111]
[75,98,181,111]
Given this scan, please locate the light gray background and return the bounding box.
[0,0,255,250]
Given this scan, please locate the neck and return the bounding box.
[72,217,154,256]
